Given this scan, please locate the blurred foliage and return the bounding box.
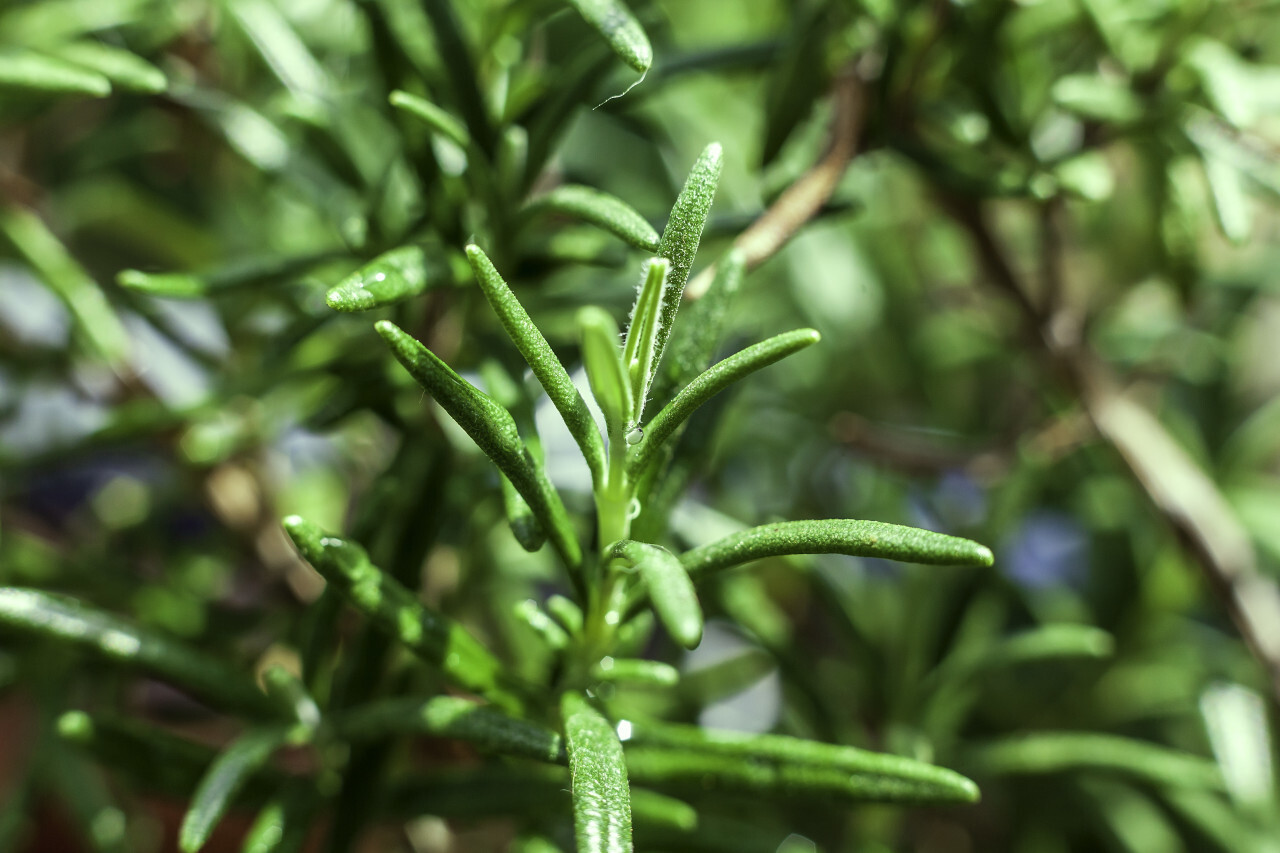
[2,0,1280,851]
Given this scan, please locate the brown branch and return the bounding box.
[685,65,868,300]
[943,193,1280,703]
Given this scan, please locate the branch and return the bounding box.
[685,65,868,300]
[943,194,1280,703]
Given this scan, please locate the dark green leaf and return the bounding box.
[326,246,434,312]
[562,0,652,73]
[527,186,660,252]
[561,691,634,853]
[680,520,995,582]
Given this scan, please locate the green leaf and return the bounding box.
[611,540,702,649]
[561,691,634,853]
[241,793,312,853]
[0,588,275,717]
[622,258,670,424]
[680,519,995,582]
[326,245,434,312]
[388,90,471,149]
[653,249,745,401]
[628,788,697,832]
[966,733,1225,790]
[592,656,680,686]
[0,48,111,96]
[527,186,660,252]
[514,598,571,651]
[261,666,322,731]
[180,728,288,853]
[116,270,206,298]
[466,244,606,483]
[502,474,548,552]
[621,719,979,804]
[1051,74,1142,124]
[0,205,130,371]
[334,696,564,763]
[376,321,583,570]
[562,0,652,73]
[628,329,820,476]
[282,516,523,709]
[652,143,723,371]
[54,41,166,93]
[579,307,631,435]
[546,595,584,636]
[1202,154,1253,244]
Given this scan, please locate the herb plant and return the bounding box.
[3,0,1280,851]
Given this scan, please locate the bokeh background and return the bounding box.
[2,0,1280,850]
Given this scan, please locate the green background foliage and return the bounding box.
[2,0,1279,851]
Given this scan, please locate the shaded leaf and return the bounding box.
[527,186,660,252]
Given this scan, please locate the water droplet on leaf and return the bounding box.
[625,426,643,445]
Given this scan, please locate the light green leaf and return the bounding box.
[654,249,745,400]
[621,720,979,804]
[652,143,723,370]
[261,666,321,732]
[561,691,634,853]
[579,307,630,435]
[282,516,522,708]
[592,656,680,686]
[0,49,111,95]
[55,41,166,93]
[389,90,471,149]
[0,588,275,717]
[967,733,1225,790]
[326,246,433,312]
[1051,74,1142,124]
[1202,155,1253,244]
[514,598,571,650]
[562,0,652,73]
[627,788,697,832]
[546,595,584,636]
[612,540,702,649]
[628,329,820,476]
[0,206,129,371]
[116,270,206,298]
[527,186,660,252]
[334,696,564,763]
[376,321,582,570]
[241,793,311,853]
[180,728,288,853]
[680,519,995,582]
[622,258,670,426]
[466,244,606,482]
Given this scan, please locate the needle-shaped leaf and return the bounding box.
[0,49,111,95]
[116,270,206,297]
[334,696,564,763]
[621,719,979,804]
[546,594,584,636]
[679,648,775,707]
[653,249,744,401]
[376,321,582,569]
[118,250,343,299]
[592,656,680,687]
[282,516,523,709]
[514,598,571,650]
[562,0,652,73]
[628,329,820,476]
[627,789,698,832]
[242,792,312,853]
[55,41,167,93]
[966,732,1224,790]
[651,143,722,371]
[579,307,630,435]
[326,245,433,312]
[527,186,660,252]
[388,90,471,149]
[502,474,548,551]
[179,728,289,853]
[466,244,606,481]
[561,691,634,853]
[0,205,130,371]
[621,258,669,423]
[0,588,275,717]
[261,666,322,731]
[680,520,995,582]
[611,541,702,649]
